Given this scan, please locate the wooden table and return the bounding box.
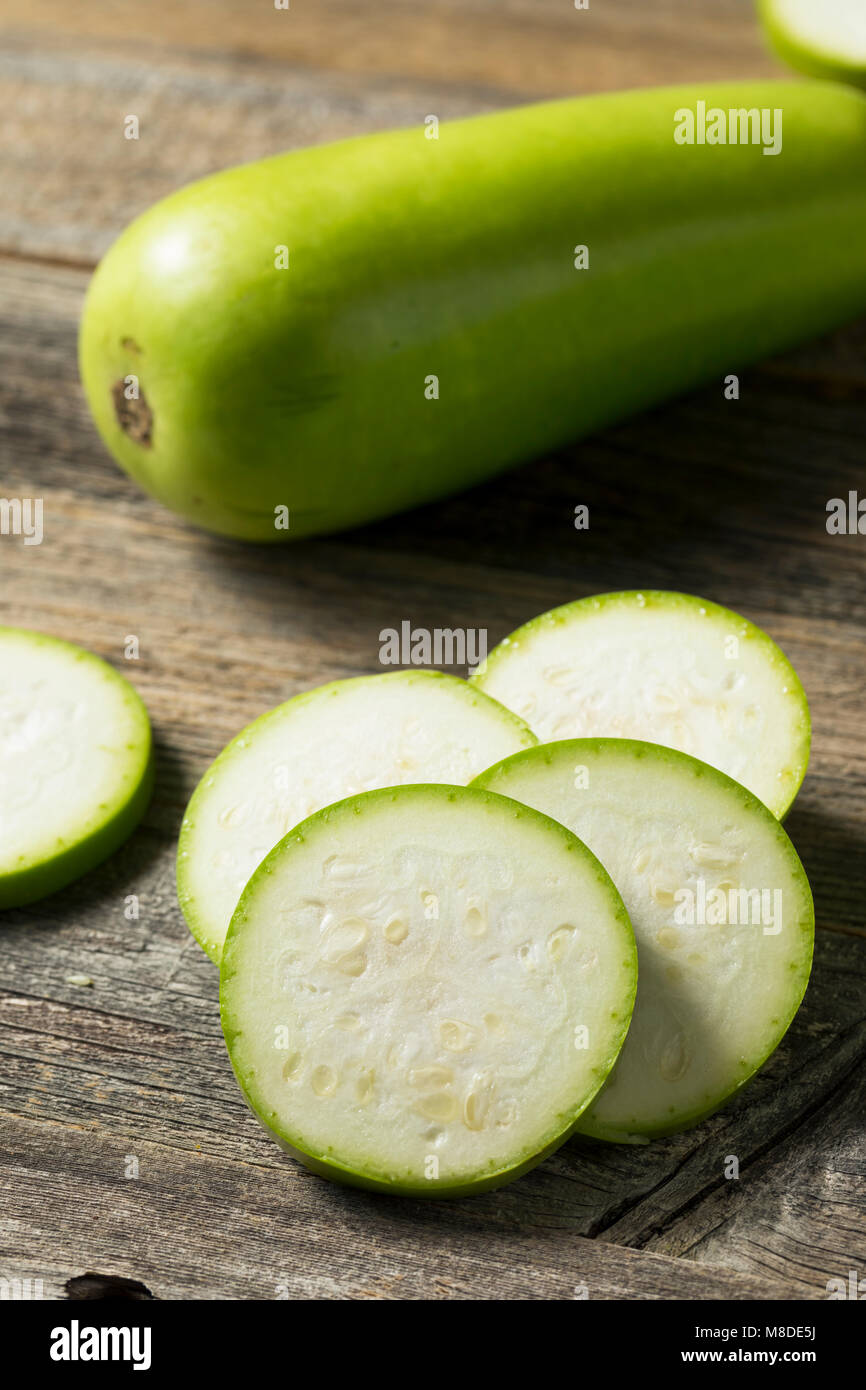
[1,0,864,1301]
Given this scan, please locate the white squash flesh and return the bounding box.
[0,627,152,908]
[475,739,814,1142]
[178,671,536,962]
[220,784,637,1194]
[474,591,809,818]
[760,0,866,86]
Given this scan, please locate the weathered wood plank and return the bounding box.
[0,0,784,264]
[641,1050,866,1295]
[0,1112,819,1300]
[0,47,501,264]
[2,0,781,103]
[2,846,862,1290]
[1,0,864,1298]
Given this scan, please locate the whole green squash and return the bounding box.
[79,81,866,541]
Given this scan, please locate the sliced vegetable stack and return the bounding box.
[220,784,637,1195]
[170,589,816,1187]
[177,671,536,962]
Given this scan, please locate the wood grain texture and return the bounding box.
[0,0,864,1300]
[3,0,782,101]
[0,0,785,263]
